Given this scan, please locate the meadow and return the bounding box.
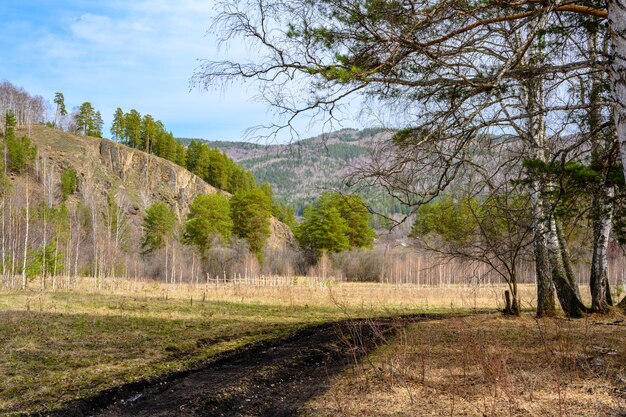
[0,277,617,415]
[303,313,626,416]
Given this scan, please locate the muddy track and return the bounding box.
[51,314,444,417]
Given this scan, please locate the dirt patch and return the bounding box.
[50,315,443,417]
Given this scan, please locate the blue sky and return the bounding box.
[0,0,340,142]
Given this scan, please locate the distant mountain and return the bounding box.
[180,128,410,216]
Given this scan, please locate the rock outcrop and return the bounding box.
[28,125,295,248]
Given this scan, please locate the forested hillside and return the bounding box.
[0,80,304,289]
[180,128,411,217]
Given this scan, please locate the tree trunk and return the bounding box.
[531,187,556,317]
[587,21,617,313]
[590,186,613,312]
[609,0,626,183]
[547,217,587,318]
[21,183,29,290]
[1,197,6,284]
[555,219,582,299]
[503,272,520,316]
[512,280,520,316]
[523,19,591,318]
[524,26,557,317]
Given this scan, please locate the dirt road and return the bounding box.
[53,316,430,417]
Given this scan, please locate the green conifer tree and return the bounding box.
[141,202,177,254]
[111,108,125,141]
[53,92,67,129]
[230,188,272,259]
[124,109,142,148]
[182,194,233,254]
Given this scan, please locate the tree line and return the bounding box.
[198,0,626,317]
[0,82,378,288]
[142,189,272,261]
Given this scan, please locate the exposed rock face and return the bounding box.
[29,125,295,249]
[267,217,296,251]
[97,139,219,219]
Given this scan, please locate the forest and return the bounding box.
[192,0,626,318]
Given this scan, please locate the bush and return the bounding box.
[7,135,37,173]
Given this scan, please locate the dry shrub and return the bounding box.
[332,249,385,282]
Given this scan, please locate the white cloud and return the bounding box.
[3,0,343,142]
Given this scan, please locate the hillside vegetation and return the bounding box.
[0,123,297,289]
[181,128,411,217]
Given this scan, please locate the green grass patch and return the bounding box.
[0,289,356,414]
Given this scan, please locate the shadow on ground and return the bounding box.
[51,315,445,417]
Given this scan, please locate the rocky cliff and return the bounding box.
[27,125,295,248]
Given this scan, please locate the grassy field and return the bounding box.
[303,313,626,416]
[0,287,337,414]
[0,278,607,414]
[0,278,519,414]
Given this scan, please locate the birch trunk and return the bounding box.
[530,183,556,317]
[21,184,29,289]
[547,217,587,317]
[524,28,556,317]
[590,186,613,312]
[608,0,626,311]
[609,0,626,183]
[589,24,616,313]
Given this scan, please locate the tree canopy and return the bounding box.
[230,188,273,258]
[141,202,177,255]
[297,193,374,259]
[182,194,233,254]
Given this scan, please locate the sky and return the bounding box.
[0,0,350,142]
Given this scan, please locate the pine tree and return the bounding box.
[141,202,177,254]
[92,111,103,137]
[296,193,373,259]
[60,167,78,199]
[327,193,375,249]
[111,108,125,141]
[53,92,67,129]
[182,194,233,254]
[75,102,95,136]
[186,140,200,172]
[297,200,349,259]
[174,141,187,167]
[124,109,142,148]
[230,188,272,259]
[141,114,156,153]
[3,110,16,176]
[6,135,37,173]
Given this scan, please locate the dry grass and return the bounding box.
[0,277,609,415]
[0,277,495,414]
[302,313,626,417]
[60,276,570,312]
